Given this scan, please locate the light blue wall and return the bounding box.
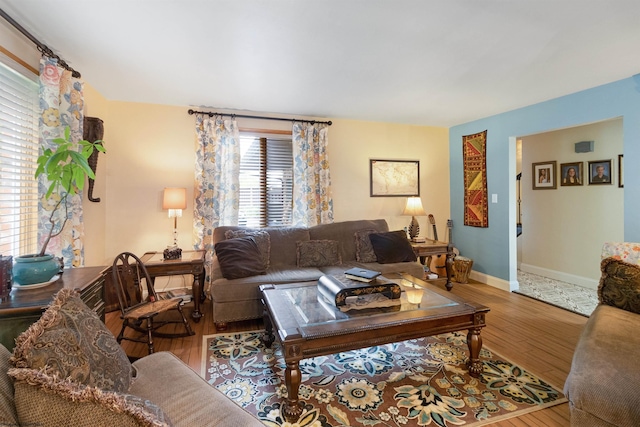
[450,76,640,285]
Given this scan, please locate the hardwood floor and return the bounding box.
[105,279,586,426]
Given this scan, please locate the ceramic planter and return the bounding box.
[12,254,60,286]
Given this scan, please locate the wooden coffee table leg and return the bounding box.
[261,305,275,348]
[466,326,484,377]
[283,359,303,422]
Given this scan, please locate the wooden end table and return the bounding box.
[140,250,206,322]
[411,239,454,290]
[260,273,489,422]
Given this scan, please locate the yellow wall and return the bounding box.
[80,96,450,266]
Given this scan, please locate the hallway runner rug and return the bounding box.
[463,130,489,228]
[201,330,565,426]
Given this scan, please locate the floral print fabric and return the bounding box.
[37,57,85,267]
[193,115,240,286]
[291,123,334,227]
[601,242,640,264]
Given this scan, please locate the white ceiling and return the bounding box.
[1,1,640,127]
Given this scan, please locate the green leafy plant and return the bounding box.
[35,126,106,256]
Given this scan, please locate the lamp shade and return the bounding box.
[163,188,187,210]
[402,197,426,216]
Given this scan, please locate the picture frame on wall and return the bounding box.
[532,161,557,190]
[370,159,420,197]
[588,159,612,185]
[618,154,624,188]
[560,162,583,186]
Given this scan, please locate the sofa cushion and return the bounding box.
[225,229,271,269]
[369,231,417,264]
[309,219,389,262]
[564,304,640,426]
[354,229,378,263]
[11,289,132,393]
[129,351,263,426]
[296,240,342,267]
[8,367,172,427]
[215,236,267,279]
[0,344,18,426]
[598,257,640,314]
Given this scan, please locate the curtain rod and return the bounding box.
[187,109,332,126]
[0,8,80,78]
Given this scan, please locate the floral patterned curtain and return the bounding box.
[37,57,85,267]
[193,114,240,285]
[291,122,334,226]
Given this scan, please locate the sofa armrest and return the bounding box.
[598,257,640,314]
[129,351,263,427]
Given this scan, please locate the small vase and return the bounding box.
[12,254,60,286]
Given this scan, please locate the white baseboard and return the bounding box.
[519,263,598,290]
[468,271,515,292]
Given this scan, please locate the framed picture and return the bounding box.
[588,160,612,185]
[370,159,420,197]
[618,154,624,188]
[532,161,557,190]
[560,162,583,186]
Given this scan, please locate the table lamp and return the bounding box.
[402,197,426,241]
[162,188,187,255]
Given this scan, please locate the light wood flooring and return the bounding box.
[105,279,587,426]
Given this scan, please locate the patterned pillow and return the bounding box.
[215,236,267,279]
[369,231,417,264]
[11,289,132,393]
[8,367,173,427]
[354,229,378,263]
[296,240,342,267]
[598,257,640,314]
[225,229,271,269]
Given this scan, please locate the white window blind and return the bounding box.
[239,135,293,227]
[0,57,39,257]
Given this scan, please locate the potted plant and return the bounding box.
[12,126,105,286]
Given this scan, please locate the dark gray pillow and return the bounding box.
[215,237,266,279]
[369,231,417,264]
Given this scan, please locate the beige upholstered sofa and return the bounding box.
[564,242,640,426]
[209,219,425,328]
[0,289,262,427]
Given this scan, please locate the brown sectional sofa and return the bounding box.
[0,289,263,427]
[209,219,425,328]
[564,254,640,426]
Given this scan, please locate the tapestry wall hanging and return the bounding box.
[463,130,489,227]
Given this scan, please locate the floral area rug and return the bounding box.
[201,331,565,426]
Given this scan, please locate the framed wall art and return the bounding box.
[532,161,556,190]
[588,159,612,185]
[618,154,624,188]
[560,162,583,186]
[370,159,420,197]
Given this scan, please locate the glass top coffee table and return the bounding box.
[259,272,490,422]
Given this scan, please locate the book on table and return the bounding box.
[317,274,401,308]
[343,267,381,282]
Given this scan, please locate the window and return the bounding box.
[0,57,39,256]
[239,134,293,227]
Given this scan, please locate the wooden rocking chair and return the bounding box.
[111,252,194,354]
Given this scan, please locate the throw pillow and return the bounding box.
[354,229,378,263]
[9,367,173,427]
[297,240,342,267]
[369,230,417,264]
[215,236,267,279]
[224,229,271,269]
[11,289,132,393]
[598,257,640,315]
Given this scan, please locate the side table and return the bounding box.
[139,250,206,322]
[410,240,454,291]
